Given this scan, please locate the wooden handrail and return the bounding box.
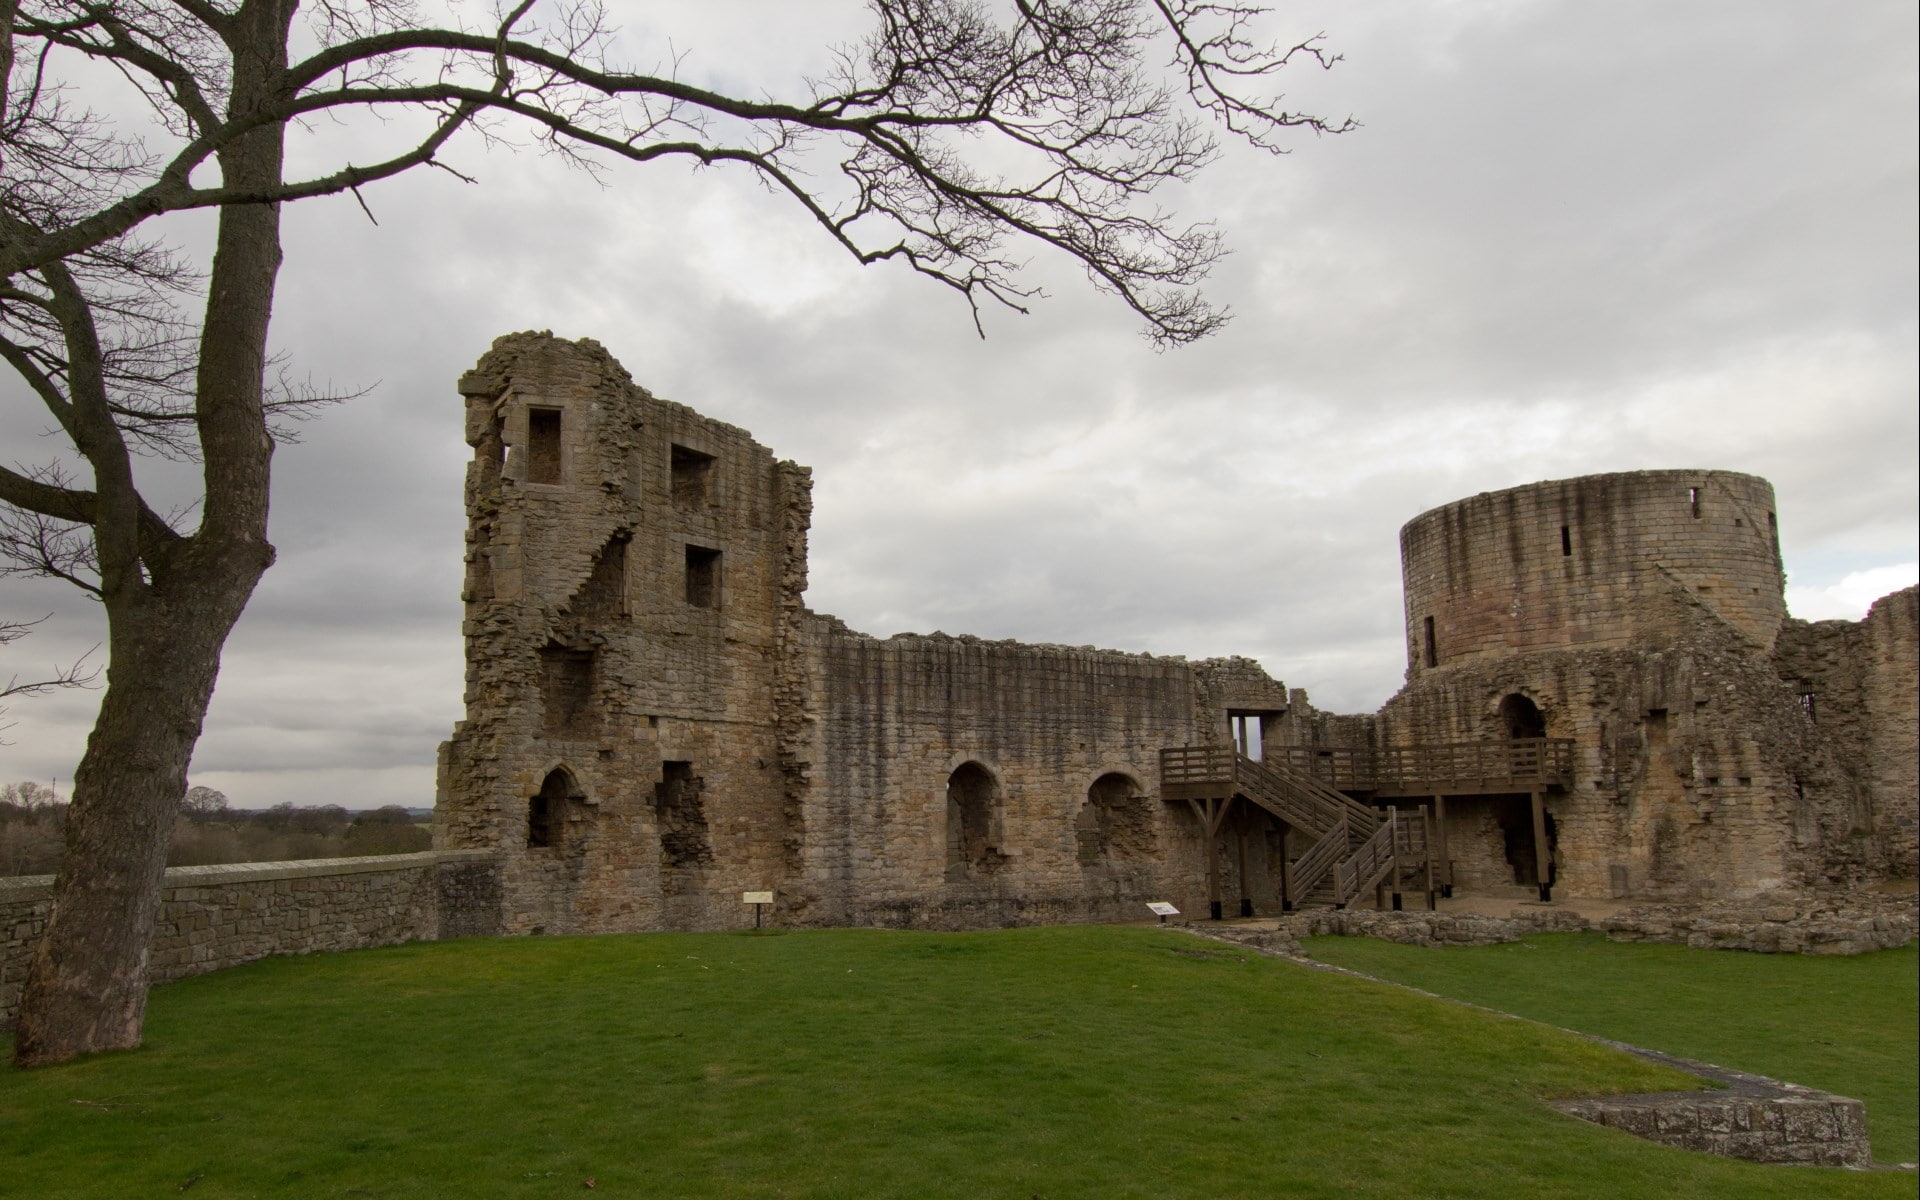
[1291,815,1348,899]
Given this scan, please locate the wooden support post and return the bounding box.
[1421,803,1436,910]
[1531,790,1551,902]
[1277,822,1293,912]
[1433,794,1451,898]
[1235,805,1253,917]
[1190,796,1232,920]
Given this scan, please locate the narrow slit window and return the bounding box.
[1688,486,1701,519]
[1422,616,1437,669]
[527,407,563,485]
[1560,525,1572,557]
[671,445,716,508]
[685,545,721,608]
[1799,692,1816,722]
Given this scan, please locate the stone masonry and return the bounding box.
[437,333,1919,932]
[0,851,498,1025]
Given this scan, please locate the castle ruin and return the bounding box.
[433,332,1918,933]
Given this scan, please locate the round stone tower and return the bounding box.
[1400,469,1786,677]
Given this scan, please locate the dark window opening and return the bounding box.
[527,407,563,485]
[1560,525,1572,557]
[655,761,714,869]
[1422,616,1437,669]
[539,644,595,737]
[946,762,1004,879]
[685,545,721,608]
[1799,692,1816,722]
[528,767,578,848]
[1498,694,1545,740]
[1688,486,1701,519]
[671,445,716,508]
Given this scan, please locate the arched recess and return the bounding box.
[528,766,583,849]
[945,762,1004,879]
[1076,772,1155,866]
[1498,693,1546,740]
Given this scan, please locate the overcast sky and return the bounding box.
[3,1,1915,810]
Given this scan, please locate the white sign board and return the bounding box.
[742,891,774,905]
[1146,902,1180,917]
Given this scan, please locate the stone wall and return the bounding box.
[1273,473,1912,904]
[437,337,1916,928]
[1203,892,1915,957]
[1400,471,1786,676]
[1773,585,1920,877]
[439,333,1305,935]
[436,334,804,935]
[792,626,1292,927]
[0,851,501,1027]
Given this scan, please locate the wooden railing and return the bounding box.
[1332,813,1397,906]
[1245,754,1381,834]
[1159,745,1238,802]
[1290,816,1349,901]
[1267,738,1574,793]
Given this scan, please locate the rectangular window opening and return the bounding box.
[1688,486,1701,519]
[527,407,563,485]
[1799,692,1816,722]
[538,645,595,737]
[1560,525,1572,557]
[685,545,721,608]
[671,444,716,508]
[1422,615,1437,669]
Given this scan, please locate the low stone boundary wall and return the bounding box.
[1553,1044,1872,1168]
[1594,897,1914,955]
[1205,893,1914,957]
[1,850,503,1027]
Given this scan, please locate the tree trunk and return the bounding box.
[10,575,261,1066]
[11,0,291,1067]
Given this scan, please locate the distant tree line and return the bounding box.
[0,784,430,876]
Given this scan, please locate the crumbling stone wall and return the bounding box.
[1773,586,1920,877]
[1273,473,1910,902]
[437,334,1297,933]
[0,851,502,1027]
[439,339,1915,928]
[1400,470,1787,673]
[436,334,806,934]
[786,627,1291,927]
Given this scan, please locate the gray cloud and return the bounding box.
[2,1,1913,806]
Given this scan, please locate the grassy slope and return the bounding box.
[0,926,1907,1199]
[1304,932,1920,1164]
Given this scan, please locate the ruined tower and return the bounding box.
[434,333,813,933]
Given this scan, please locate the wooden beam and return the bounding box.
[1531,790,1551,902]
[1277,821,1293,912]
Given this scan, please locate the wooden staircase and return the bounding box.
[1161,747,1435,912]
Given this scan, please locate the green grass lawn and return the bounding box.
[1,925,1911,1199]
[1303,931,1920,1165]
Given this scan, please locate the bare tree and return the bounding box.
[1,0,1350,1065]
[0,616,99,741]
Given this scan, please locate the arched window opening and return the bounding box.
[1081,772,1154,866]
[528,767,579,849]
[945,762,1003,879]
[1498,693,1545,740]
